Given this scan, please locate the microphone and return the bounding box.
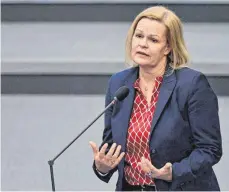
[114,86,129,101]
[48,86,129,191]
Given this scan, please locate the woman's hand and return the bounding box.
[89,141,125,174]
[138,157,172,182]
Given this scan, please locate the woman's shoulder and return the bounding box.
[175,67,204,80]
[175,67,209,85]
[110,67,138,82]
[175,67,212,92]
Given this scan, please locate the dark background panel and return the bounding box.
[1,74,229,96]
[2,3,229,22]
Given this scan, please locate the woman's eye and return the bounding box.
[135,34,143,38]
[151,38,158,43]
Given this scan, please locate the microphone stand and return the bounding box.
[48,99,116,191]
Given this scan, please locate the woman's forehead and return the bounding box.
[135,18,167,38]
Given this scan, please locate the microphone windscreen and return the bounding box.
[114,86,129,101]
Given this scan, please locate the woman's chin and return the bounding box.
[134,61,153,67]
[133,58,149,65]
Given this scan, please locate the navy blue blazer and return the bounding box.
[93,66,222,191]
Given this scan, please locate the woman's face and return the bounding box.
[131,18,171,68]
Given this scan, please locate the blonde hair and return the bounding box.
[125,6,190,69]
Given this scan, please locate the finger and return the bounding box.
[113,145,122,158]
[163,162,172,170]
[141,157,149,168]
[98,143,108,159]
[140,165,150,173]
[137,161,146,172]
[106,143,117,158]
[166,162,172,167]
[144,158,157,171]
[89,141,99,156]
[112,152,125,168]
[139,157,157,175]
[136,158,147,172]
[143,158,161,178]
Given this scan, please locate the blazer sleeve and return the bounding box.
[92,75,118,183]
[171,73,222,188]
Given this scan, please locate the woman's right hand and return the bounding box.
[89,141,125,174]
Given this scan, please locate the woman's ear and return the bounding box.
[164,43,171,56]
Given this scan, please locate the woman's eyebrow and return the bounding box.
[135,29,160,38]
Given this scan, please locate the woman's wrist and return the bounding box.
[95,163,109,175]
[96,167,109,176]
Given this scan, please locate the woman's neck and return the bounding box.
[139,62,166,84]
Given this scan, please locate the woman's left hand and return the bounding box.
[138,157,172,182]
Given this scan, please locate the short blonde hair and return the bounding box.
[125,6,189,69]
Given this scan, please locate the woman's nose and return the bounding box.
[139,38,148,47]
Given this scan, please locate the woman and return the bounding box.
[89,6,222,191]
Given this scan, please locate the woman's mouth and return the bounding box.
[137,51,149,56]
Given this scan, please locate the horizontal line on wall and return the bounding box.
[2,0,229,4]
[2,62,229,76]
[1,74,229,96]
[2,3,229,22]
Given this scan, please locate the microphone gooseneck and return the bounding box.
[48,86,129,191]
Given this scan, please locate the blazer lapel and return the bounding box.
[150,69,177,137]
[116,67,138,151]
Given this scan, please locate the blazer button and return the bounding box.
[151,149,156,154]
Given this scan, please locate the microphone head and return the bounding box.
[114,86,129,101]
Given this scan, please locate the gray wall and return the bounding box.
[1,96,229,191]
[1,95,116,191]
[1,2,229,75]
[2,23,229,75]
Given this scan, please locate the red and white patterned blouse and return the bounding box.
[124,76,163,186]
